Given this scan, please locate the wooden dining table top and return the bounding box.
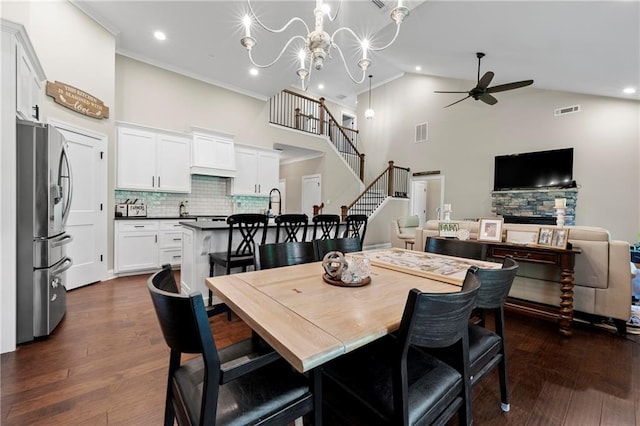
[205,249,500,373]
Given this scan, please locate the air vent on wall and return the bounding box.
[554,105,581,116]
[371,0,387,10]
[415,122,428,143]
[336,94,347,100]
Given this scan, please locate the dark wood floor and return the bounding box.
[2,273,639,425]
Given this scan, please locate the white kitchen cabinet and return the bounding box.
[114,219,194,274]
[231,145,280,195]
[191,128,236,177]
[116,123,191,193]
[14,30,44,122]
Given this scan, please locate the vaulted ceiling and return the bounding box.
[73,1,640,107]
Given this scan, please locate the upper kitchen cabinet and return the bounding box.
[191,127,236,177]
[116,123,191,193]
[2,21,45,122]
[230,145,280,196]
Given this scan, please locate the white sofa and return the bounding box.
[416,220,632,326]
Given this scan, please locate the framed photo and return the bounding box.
[505,229,539,245]
[438,222,459,238]
[537,227,554,246]
[551,228,570,249]
[478,218,504,242]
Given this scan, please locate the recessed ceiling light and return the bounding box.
[318,84,325,90]
[154,31,166,41]
[623,87,636,94]
[415,66,422,71]
[249,68,259,76]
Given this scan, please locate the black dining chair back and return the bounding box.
[311,214,341,240]
[256,241,318,270]
[274,213,308,243]
[322,268,480,425]
[425,236,488,261]
[153,263,180,293]
[313,237,362,260]
[147,270,314,426]
[343,214,368,245]
[208,214,268,315]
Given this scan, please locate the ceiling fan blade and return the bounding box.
[479,93,498,105]
[477,71,494,90]
[434,90,470,94]
[444,95,471,108]
[487,79,534,94]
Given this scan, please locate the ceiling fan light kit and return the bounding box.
[435,52,534,108]
[240,0,409,91]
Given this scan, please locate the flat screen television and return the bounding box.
[493,148,574,191]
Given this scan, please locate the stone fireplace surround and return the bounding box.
[491,188,578,226]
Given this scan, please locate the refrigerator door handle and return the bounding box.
[59,142,73,227]
[51,234,74,248]
[52,258,73,276]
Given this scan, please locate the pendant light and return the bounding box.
[365,75,374,120]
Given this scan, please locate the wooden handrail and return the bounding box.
[282,88,321,105]
[320,98,363,161]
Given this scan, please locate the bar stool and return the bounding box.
[343,214,368,245]
[311,214,341,240]
[274,213,308,243]
[207,214,268,315]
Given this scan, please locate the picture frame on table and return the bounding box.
[551,228,570,249]
[537,227,554,246]
[478,218,504,242]
[505,228,539,245]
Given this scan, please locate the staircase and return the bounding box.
[340,161,410,220]
[270,89,364,181]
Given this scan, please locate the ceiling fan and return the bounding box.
[435,52,534,108]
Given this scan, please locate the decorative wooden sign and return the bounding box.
[46,81,109,119]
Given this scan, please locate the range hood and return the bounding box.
[190,127,237,178]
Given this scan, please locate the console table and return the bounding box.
[428,237,581,336]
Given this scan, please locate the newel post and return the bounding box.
[340,206,348,221]
[295,107,301,130]
[387,161,395,196]
[359,154,365,181]
[319,97,325,135]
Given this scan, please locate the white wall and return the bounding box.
[357,73,640,242]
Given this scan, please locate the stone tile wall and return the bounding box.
[491,189,578,226]
[115,175,268,217]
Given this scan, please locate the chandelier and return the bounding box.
[240,0,409,91]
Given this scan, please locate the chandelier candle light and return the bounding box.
[240,0,410,90]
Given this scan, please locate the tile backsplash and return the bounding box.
[115,175,268,217]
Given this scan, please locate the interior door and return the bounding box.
[55,125,107,290]
[411,180,428,227]
[301,174,321,218]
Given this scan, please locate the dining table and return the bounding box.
[205,248,501,424]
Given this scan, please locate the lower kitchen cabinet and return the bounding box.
[114,219,194,274]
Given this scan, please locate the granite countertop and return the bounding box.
[114,215,200,220]
[181,220,278,230]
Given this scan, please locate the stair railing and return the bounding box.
[341,161,410,220]
[270,90,364,180]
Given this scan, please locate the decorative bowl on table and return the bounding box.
[322,251,371,287]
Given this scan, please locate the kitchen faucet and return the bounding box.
[268,188,281,217]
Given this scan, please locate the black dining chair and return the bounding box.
[255,241,318,270]
[147,269,314,426]
[322,268,481,425]
[313,237,362,260]
[466,256,519,412]
[425,236,488,261]
[311,214,341,240]
[207,214,268,315]
[342,214,368,245]
[274,213,309,243]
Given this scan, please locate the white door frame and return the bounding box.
[48,118,108,288]
[411,175,445,224]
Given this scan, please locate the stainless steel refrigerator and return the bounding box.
[16,120,73,344]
